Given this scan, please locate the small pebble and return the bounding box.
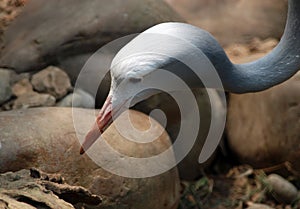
[31,66,72,99]
[12,78,33,96]
[13,92,56,109]
[57,88,94,108]
[246,203,274,209]
[267,174,298,204]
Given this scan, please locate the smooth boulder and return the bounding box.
[266,174,298,204]
[0,0,183,74]
[227,72,300,172]
[0,108,180,209]
[31,66,72,99]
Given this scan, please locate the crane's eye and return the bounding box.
[127,74,142,83]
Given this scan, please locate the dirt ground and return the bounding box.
[179,161,300,209]
[0,1,299,209]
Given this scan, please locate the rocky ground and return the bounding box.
[180,165,300,209]
[0,1,299,209]
[0,66,94,111]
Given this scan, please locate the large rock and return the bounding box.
[0,0,183,74]
[165,0,287,45]
[227,72,300,172]
[0,108,180,209]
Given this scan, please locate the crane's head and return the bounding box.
[80,54,163,154]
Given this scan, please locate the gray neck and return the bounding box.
[222,0,300,93]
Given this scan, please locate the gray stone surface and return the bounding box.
[267,174,298,204]
[0,69,14,105]
[57,89,94,108]
[227,72,300,172]
[0,0,183,73]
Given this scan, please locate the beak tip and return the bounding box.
[79,146,85,155]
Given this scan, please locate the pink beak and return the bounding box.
[80,95,113,154]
